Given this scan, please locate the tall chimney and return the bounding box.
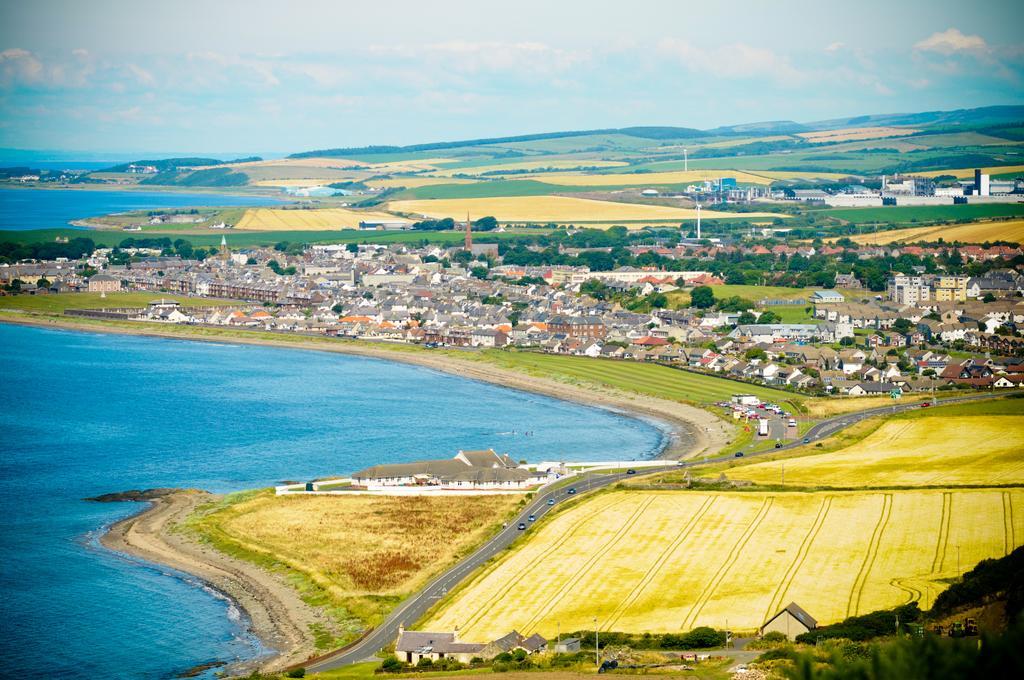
[464,212,473,251]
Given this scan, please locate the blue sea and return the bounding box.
[0,324,665,678]
[0,187,280,232]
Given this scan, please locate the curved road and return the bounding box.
[306,391,1000,672]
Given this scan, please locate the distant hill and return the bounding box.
[808,104,1024,131]
[288,105,1022,160]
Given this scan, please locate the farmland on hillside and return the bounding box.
[187,491,519,644]
[797,126,919,143]
[728,415,1024,488]
[424,489,1024,638]
[477,351,801,405]
[826,203,1024,225]
[235,207,404,230]
[917,164,1024,179]
[838,219,1024,245]
[520,170,775,186]
[387,196,780,225]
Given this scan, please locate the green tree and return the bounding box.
[757,311,781,324]
[691,285,715,309]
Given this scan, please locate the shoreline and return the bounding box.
[0,313,733,460]
[98,490,325,674]
[4,312,732,674]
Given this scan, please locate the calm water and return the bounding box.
[0,324,665,678]
[0,187,280,231]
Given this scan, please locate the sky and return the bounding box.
[1,0,1023,156]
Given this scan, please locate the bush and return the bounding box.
[416,657,433,668]
[680,626,727,649]
[379,657,404,673]
[763,631,788,643]
[286,669,306,678]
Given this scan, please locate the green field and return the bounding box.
[826,203,1024,226]
[0,292,238,313]
[476,350,802,406]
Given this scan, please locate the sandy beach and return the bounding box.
[5,312,733,673]
[99,490,325,674]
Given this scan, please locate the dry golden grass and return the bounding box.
[917,164,1024,179]
[730,416,1024,488]
[425,488,1024,638]
[803,394,931,418]
[797,126,919,143]
[198,491,519,626]
[838,219,1024,245]
[387,196,782,224]
[235,207,405,231]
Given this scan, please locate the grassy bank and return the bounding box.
[183,490,522,649]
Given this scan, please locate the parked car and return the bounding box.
[517,522,526,530]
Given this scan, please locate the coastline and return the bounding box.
[4,312,732,674]
[0,313,733,460]
[99,490,325,675]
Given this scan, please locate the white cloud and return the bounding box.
[914,28,988,55]
[825,42,844,53]
[126,63,155,86]
[657,39,806,84]
[0,48,44,86]
[371,41,589,76]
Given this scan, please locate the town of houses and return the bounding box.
[4,235,1024,396]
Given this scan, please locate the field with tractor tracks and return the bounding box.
[423,488,1024,638]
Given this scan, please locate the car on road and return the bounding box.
[921,402,931,408]
[803,437,810,444]
[774,442,783,448]
[528,514,536,522]
[567,488,576,495]
[626,469,636,475]
[517,522,526,530]
[547,498,555,505]
[735,452,744,457]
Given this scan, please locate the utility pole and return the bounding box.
[781,462,785,486]
[594,617,599,668]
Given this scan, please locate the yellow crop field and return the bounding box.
[235,207,405,231]
[839,219,1024,245]
[424,489,1024,639]
[730,416,1024,488]
[512,170,774,186]
[432,160,628,177]
[190,491,519,630]
[917,164,1024,179]
[798,126,919,143]
[388,196,782,224]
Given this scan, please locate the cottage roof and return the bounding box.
[764,602,817,630]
